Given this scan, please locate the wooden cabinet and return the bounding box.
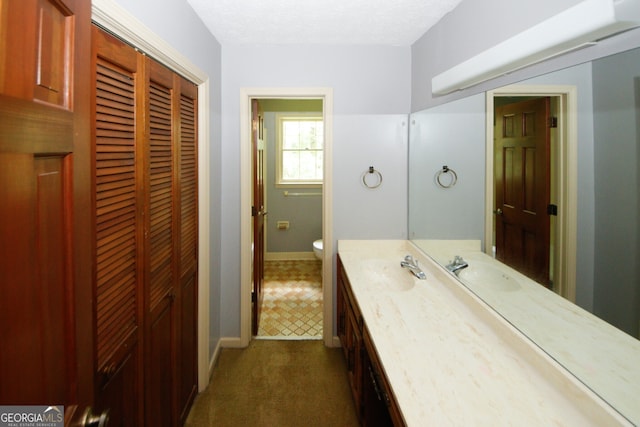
[337,255,404,426]
[92,26,198,427]
[337,255,363,408]
[362,326,405,426]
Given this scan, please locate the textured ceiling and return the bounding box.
[186,0,463,45]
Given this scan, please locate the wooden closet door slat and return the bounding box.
[179,91,198,277]
[147,75,175,310]
[95,58,138,370]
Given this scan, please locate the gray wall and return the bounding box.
[261,100,323,254]
[592,49,640,337]
[112,0,223,358]
[333,114,408,241]
[220,44,411,337]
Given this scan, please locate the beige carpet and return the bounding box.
[185,340,359,426]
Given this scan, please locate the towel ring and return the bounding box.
[362,166,383,189]
[436,165,457,189]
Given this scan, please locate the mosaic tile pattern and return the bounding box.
[257,260,323,339]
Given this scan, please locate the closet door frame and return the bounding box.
[91,0,212,391]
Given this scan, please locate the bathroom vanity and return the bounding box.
[337,240,637,426]
[337,255,403,426]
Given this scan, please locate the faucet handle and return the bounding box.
[404,254,415,264]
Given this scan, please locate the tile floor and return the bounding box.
[257,259,323,339]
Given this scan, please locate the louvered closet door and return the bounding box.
[92,25,198,427]
[92,27,143,426]
[144,57,177,427]
[177,77,198,424]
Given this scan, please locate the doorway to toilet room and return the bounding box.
[254,98,324,340]
[242,90,333,346]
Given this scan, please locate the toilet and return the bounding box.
[313,239,323,260]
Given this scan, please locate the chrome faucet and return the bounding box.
[400,255,427,280]
[446,255,469,275]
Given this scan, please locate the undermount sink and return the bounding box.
[458,262,520,292]
[358,259,416,292]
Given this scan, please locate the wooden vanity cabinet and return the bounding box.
[337,255,363,411]
[337,255,405,426]
[363,326,405,426]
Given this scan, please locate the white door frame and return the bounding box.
[486,85,577,301]
[91,0,212,391]
[239,88,334,347]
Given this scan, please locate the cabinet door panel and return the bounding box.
[34,0,72,107]
[0,155,70,403]
[337,258,363,420]
[147,65,175,311]
[144,57,177,426]
[92,26,142,425]
[179,275,197,422]
[147,299,174,427]
[95,345,139,427]
[177,79,198,423]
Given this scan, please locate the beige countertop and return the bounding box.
[413,238,640,426]
[338,240,632,426]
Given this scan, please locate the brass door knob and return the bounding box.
[80,408,109,427]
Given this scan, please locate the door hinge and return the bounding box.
[251,291,256,302]
[547,204,558,216]
[548,117,558,128]
[251,205,257,216]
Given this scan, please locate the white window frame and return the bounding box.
[275,112,323,188]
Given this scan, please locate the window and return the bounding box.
[276,113,323,186]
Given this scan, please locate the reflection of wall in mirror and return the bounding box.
[592,48,640,338]
[522,63,596,311]
[408,93,485,245]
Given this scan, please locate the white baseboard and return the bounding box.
[219,336,247,348]
[217,335,339,349]
[254,335,322,341]
[203,337,246,389]
[330,336,342,348]
[265,251,317,261]
[207,339,223,385]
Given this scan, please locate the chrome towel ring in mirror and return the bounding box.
[436,165,457,189]
[362,166,383,189]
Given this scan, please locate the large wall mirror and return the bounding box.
[409,45,640,424]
